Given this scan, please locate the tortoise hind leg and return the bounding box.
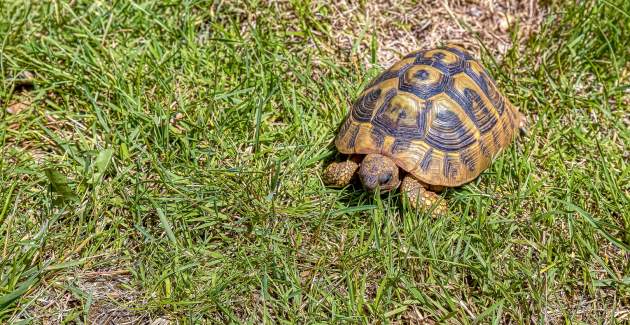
[401,175,447,215]
[323,156,360,187]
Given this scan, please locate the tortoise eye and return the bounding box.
[379,173,392,185]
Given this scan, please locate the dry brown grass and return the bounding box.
[203,0,546,70]
[323,0,546,68]
[17,268,158,325]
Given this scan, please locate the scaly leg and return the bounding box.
[401,175,447,215]
[323,157,360,187]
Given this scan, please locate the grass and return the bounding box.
[1,0,629,323]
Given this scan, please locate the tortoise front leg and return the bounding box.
[322,156,360,187]
[401,175,447,215]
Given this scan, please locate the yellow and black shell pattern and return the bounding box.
[335,44,522,187]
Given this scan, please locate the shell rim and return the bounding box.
[334,143,487,188]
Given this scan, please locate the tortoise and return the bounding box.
[323,44,526,214]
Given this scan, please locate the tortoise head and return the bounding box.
[358,154,401,192]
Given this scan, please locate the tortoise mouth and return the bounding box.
[362,178,401,193]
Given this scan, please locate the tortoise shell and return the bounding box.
[335,44,522,187]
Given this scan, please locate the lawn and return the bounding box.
[1,0,629,323]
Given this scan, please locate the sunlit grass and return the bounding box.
[1,0,628,323]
